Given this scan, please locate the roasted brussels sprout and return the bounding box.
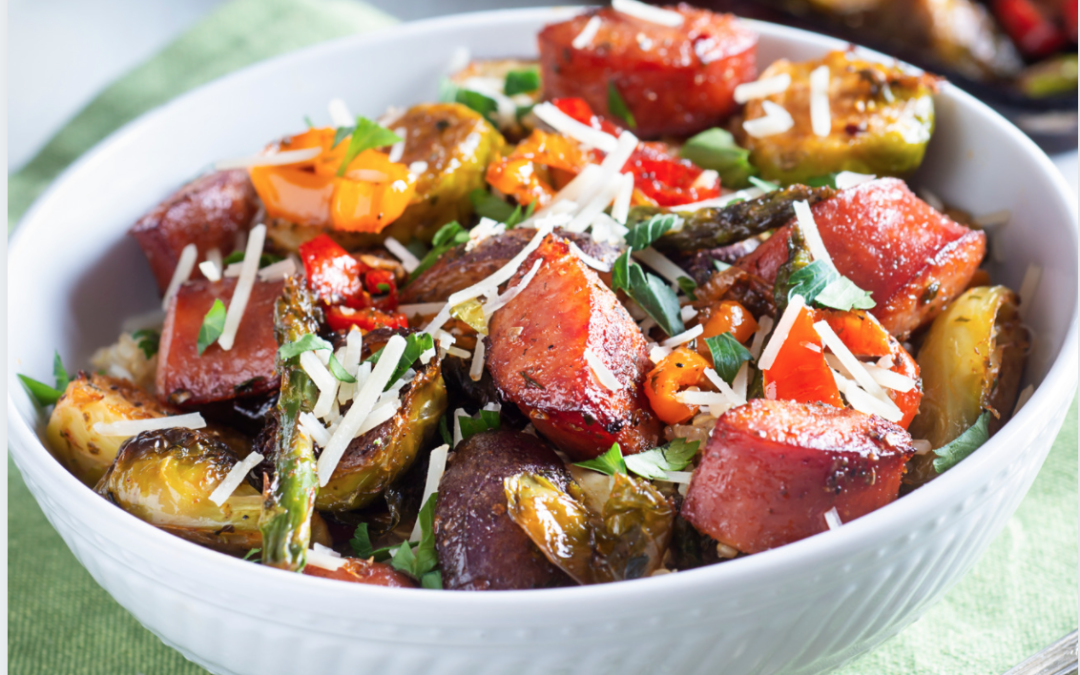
[434,429,575,590]
[906,286,1027,486]
[46,373,176,487]
[739,51,939,184]
[504,470,674,584]
[314,360,447,512]
[385,103,506,244]
[96,428,263,555]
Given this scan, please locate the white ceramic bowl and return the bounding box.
[8,8,1078,675]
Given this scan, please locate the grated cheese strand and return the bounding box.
[410,443,450,541]
[834,172,875,190]
[1018,264,1041,320]
[218,224,266,351]
[660,324,704,349]
[208,451,265,506]
[912,439,933,455]
[306,545,347,571]
[469,337,486,382]
[703,367,746,406]
[734,73,792,103]
[354,398,401,437]
[742,100,794,138]
[843,383,903,423]
[384,236,420,273]
[328,98,354,128]
[565,132,640,233]
[532,102,618,153]
[257,258,296,282]
[757,295,806,371]
[633,247,690,286]
[199,260,222,283]
[317,334,406,486]
[612,0,684,26]
[300,351,339,419]
[749,314,773,360]
[214,146,322,171]
[813,320,888,400]
[299,412,332,448]
[585,347,622,391]
[162,243,198,311]
[824,507,842,531]
[732,361,750,403]
[610,172,636,225]
[793,200,832,265]
[809,65,831,138]
[568,241,611,272]
[93,412,206,437]
[572,14,603,49]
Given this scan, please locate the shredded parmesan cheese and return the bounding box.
[218,224,266,351]
[256,258,296,282]
[793,200,831,265]
[214,146,323,171]
[469,338,486,381]
[649,343,672,364]
[93,412,206,436]
[834,172,875,190]
[824,507,842,530]
[742,101,794,138]
[572,14,603,49]
[453,408,466,447]
[318,334,406,486]
[354,398,401,437]
[814,321,892,401]
[633,247,689,285]
[975,209,1011,228]
[384,236,420,273]
[328,98,354,127]
[844,383,903,423]
[532,102,618,153]
[733,73,791,103]
[660,324,704,349]
[162,243,198,310]
[862,363,916,392]
[568,241,611,272]
[732,361,750,402]
[208,451,265,506]
[483,258,544,320]
[757,295,806,371]
[565,132,639,232]
[307,544,347,571]
[410,443,450,541]
[703,368,746,406]
[748,315,773,360]
[198,260,222,282]
[809,65,831,138]
[610,172,635,224]
[612,0,684,26]
[387,129,406,163]
[918,188,945,212]
[680,305,698,322]
[1018,264,1041,319]
[301,351,339,419]
[585,347,622,391]
[299,412,332,447]
[912,439,932,455]
[445,346,472,359]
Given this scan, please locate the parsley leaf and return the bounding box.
[442,81,499,125]
[705,333,753,385]
[328,353,357,383]
[366,332,434,389]
[410,221,470,281]
[332,126,353,149]
[420,570,443,590]
[243,547,262,561]
[677,276,698,300]
[612,253,685,337]
[679,128,757,189]
[933,412,991,474]
[748,176,780,193]
[197,299,227,355]
[574,443,628,476]
[623,438,700,480]
[470,188,516,223]
[222,251,283,268]
[131,329,160,359]
[624,213,681,251]
[350,523,374,558]
[336,117,402,177]
[17,375,63,408]
[785,259,875,312]
[53,351,70,392]
[607,80,637,129]
[504,67,540,95]
[277,333,332,360]
[458,409,501,442]
[387,493,441,584]
[303,115,314,129]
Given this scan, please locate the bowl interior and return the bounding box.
[7,7,1078,605]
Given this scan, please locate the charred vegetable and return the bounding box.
[258,277,322,571]
[96,428,264,555]
[385,103,506,244]
[739,51,939,185]
[906,286,1027,486]
[303,557,418,587]
[47,373,176,487]
[637,185,835,254]
[315,360,447,512]
[434,429,575,590]
[504,466,674,584]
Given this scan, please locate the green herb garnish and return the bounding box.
[679,128,757,189]
[470,188,517,223]
[504,68,540,96]
[222,251,283,268]
[388,493,441,588]
[366,332,434,389]
[458,409,501,442]
[336,117,402,177]
[677,276,698,300]
[197,299,227,355]
[410,221,471,281]
[705,333,752,385]
[277,333,332,360]
[623,438,700,480]
[785,259,875,312]
[17,375,64,408]
[624,213,681,251]
[607,80,636,129]
[574,442,627,476]
[612,252,685,337]
[328,354,357,383]
[131,329,160,359]
[53,351,70,392]
[748,176,780,193]
[933,412,991,474]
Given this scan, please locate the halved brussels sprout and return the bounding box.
[739,51,939,185]
[46,373,175,487]
[96,427,263,555]
[314,360,447,512]
[906,285,1027,486]
[504,470,674,584]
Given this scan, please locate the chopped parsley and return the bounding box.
[410,221,470,281]
[131,328,160,359]
[277,333,332,360]
[679,128,757,189]
[607,80,637,129]
[336,117,402,177]
[504,67,540,96]
[705,333,753,385]
[458,409,501,442]
[196,299,227,356]
[933,412,991,474]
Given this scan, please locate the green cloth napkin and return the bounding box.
[8,0,1077,672]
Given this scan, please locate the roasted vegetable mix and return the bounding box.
[24,2,1042,590]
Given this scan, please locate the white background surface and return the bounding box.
[8,0,1077,194]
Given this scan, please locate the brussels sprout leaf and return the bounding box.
[197,299,227,355]
[933,412,991,474]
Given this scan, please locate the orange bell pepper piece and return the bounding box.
[643,347,711,425]
[813,309,892,357]
[249,165,335,228]
[331,149,414,233]
[485,129,592,207]
[697,300,758,364]
[762,306,844,407]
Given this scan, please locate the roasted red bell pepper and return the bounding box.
[299,234,367,306]
[762,305,844,408]
[325,306,407,332]
[993,0,1069,58]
